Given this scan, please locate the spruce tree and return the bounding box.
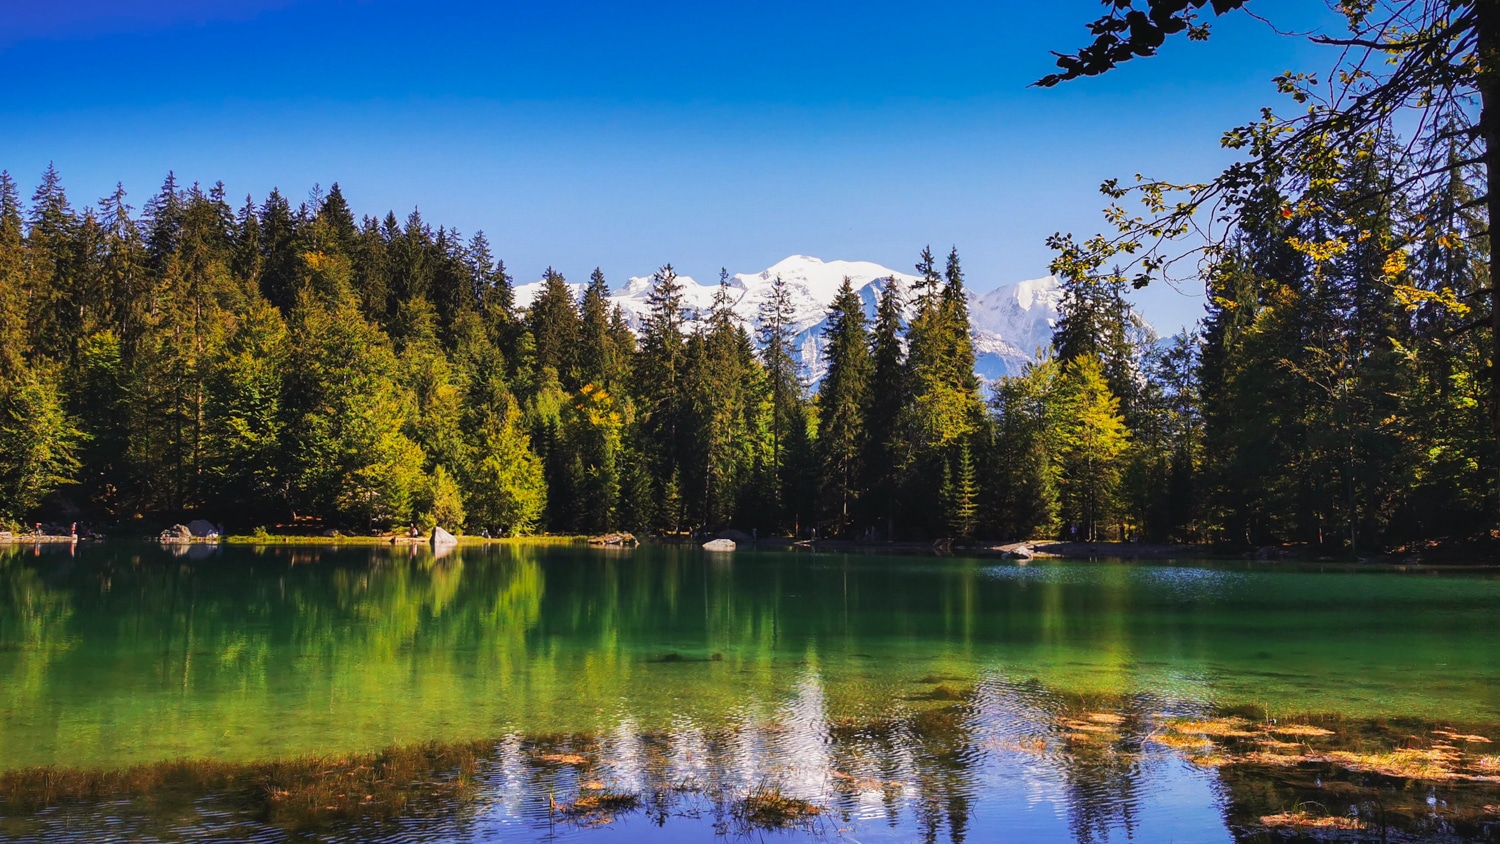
[990,357,1064,540]
[636,264,689,529]
[578,268,618,389]
[467,393,547,536]
[905,246,985,536]
[863,277,910,538]
[756,273,802,529]
[816,277,872,535]
[684,273,757,529]
[257,188,302,312]
[941,441,979,539]
[282,252,426,528]
[525,267,580,388]
[0,172,28,383]
[1057,355,1130,541]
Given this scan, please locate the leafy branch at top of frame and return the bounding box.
[1042,1,1483,291]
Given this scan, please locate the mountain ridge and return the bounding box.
[512,255,1071,385]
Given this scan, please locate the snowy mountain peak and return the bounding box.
[514,257,1073,385]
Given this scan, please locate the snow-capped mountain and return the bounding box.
[969,276,1066,382]
[512,255,1069,386]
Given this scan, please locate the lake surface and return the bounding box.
[2,541,1499,842]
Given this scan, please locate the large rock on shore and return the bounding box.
[431,526,458,547]
[159,524,192,543]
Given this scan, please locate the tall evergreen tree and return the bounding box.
[526,267,580,388]
[1057,355,1130,541]
[756,273,803,528]
[636,264,689,530]
[816,277,872,535]
[863,277,910,537]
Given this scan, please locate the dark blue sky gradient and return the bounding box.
[1,0,1344,331]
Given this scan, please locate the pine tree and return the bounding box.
[526,267,580,389]
[990,357,1064,540]
[578,268,621,389]
[905,246,985,535]
[941,441,979,539]
[1057,355,1130,541]
[1052,265,1139,420]
[282,252,426,528]
[683,273,757,529]
[863,276,910,538]
[316,182,358,256]
[0,172,28,382]
[204,298,288,523]
[257,188,302,312]
[636,264,689,529]
[816,277,872,535]
[467,394,547,536]
[756,273,802,527]
[25,164,77,363]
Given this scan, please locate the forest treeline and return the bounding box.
[0,157,1489,549]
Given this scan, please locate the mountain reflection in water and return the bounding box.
[1,542,1498,842]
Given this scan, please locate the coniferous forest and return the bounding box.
[0,160,1489,551]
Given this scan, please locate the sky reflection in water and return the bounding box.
[1,542,1498,842]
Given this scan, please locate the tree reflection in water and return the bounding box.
[1,544,1499,841]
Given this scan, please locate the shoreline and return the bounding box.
[9,532,1499,567]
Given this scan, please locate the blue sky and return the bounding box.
[1,0,1343,333]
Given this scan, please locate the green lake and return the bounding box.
[2,541,1499,842]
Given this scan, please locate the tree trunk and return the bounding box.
[1481,0,1500,522]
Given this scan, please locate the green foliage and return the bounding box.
[8,160,1486,550]
[941,442,979,539]
[0,364,84,520]
[466,399,546,536]
[862,277,910,537]
[283,254,426,527]
[816,278,872,535]
[1056,355,1130,541]
[1042,1,1500,544]
[989,357,1064,540]
[416,464,466,532]
[903,246,986,536]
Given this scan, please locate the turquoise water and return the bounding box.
[2,542,1499,841]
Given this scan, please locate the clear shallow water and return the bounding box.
[2,542,1499,842]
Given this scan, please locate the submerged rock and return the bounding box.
[702,538,736,552]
